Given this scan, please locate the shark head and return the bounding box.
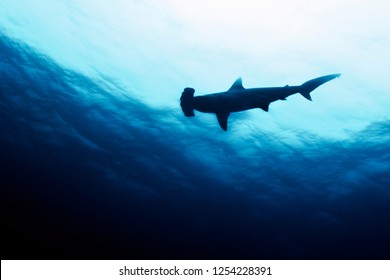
[180,87,195,117]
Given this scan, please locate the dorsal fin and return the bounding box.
[228,77,244,91]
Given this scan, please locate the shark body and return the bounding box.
[180,74,341,131]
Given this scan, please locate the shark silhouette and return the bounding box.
[180,74,341,131]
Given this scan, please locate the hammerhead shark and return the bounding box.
[180,74,340,131]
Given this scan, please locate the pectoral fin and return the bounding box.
[216,112,230,131]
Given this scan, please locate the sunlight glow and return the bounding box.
[1,0,389,139]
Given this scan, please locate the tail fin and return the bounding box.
[300,73,341,101]
[180,87,195,117]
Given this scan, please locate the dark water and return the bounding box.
[1,34,390,259]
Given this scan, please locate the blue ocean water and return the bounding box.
[1,1,390,259]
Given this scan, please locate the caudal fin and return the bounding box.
[180,87,195,117]
[300,73,341,101]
